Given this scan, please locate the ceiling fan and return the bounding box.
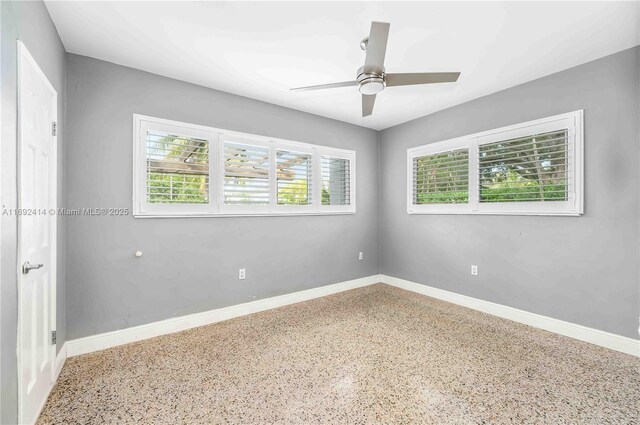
[291,21,461,117]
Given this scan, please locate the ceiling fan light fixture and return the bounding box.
[358,76,385,95]
[289,21,461,117]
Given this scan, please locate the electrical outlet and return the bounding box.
[359,252,364,260]
[471,265,478,276]
[238,268,246,280]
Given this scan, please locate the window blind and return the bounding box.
[224,142,270,205]
[277,150,312,205]
[321,157,350,206]
[479,130,568,203]
[146,131,209,204]
[406,110,581,215]
[413,148,469,204]
[135,115,356,216]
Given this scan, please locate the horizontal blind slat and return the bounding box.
[224,142,270,205]
[146,131,210,205]
[413,148,469,205]
[479,132,568,152]
[321,156,350,206]
[277,149,312,206]
[479,130,569,203]
[480,144,567,159]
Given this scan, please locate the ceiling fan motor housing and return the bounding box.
[290,22,459,118]
[357,66,386,95]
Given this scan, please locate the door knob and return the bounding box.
[22,261,44,274]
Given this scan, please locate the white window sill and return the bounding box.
[407,210,582,217]
[133,211,356,218]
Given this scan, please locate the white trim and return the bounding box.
[133,114,356,217]
[54,344,67,381]
[406,111,583,156]
[24,346,67,425]
[381,275,639,357]
[66,274,382,357]
[65,273,638,360]
[407,110,584,216]
[17,346,66,425]
[132,211,356,219]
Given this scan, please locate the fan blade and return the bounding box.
[363,22,390,74]
[290,81,357,91]
[386,72,460,87]
[362,94,376,117]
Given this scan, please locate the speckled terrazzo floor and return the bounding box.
[38,284,639,425]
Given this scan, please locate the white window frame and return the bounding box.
[407,110,584,216]
[408,137,473,215]
[133,114,356,217]
[218,133,273,216]
[274,142,316,214]
[318,147,357,213]
[134,117,216,216]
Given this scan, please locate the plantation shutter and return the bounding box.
[224,142,270,205]
[413,148,469,204]
[277,150,312,205]
[478,130,569,203]
[146,131,209,204]
[136,115,357,216]
[321,156,351,206]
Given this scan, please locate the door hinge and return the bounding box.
[51,330,57,345]
[52,121,57,136]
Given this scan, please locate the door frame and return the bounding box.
[16,39,58,424]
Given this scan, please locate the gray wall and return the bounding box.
[1,1,66,423]
[2,12,636,423]
[65,54,379,339]
[380,47,640,339]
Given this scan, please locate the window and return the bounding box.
[224,141,270,206]
[146,132,210,205]
[407,110,583,216]
[479,130,569,204]
[413,148,469,205]
[134,115,355,216]
[277,149,312,206]
[321,156,351,206]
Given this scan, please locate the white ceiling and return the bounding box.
[45,1,639,130]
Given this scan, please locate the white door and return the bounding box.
[17,41,57,425]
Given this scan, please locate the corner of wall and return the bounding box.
[376,130,383,276]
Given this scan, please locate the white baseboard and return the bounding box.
[65,273,638,358]
[30,346,68,425]
[67,274,382,357]
[54,343,67,381]
[382,275,640,357]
